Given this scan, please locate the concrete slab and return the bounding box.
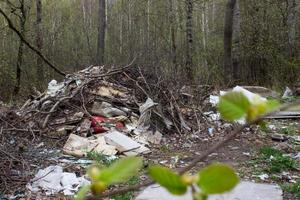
[104,130,141,152]
[136,181,283,200]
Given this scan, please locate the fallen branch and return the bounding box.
[87,100,300,199]
[0,7,66,76]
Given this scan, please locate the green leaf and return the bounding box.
[99,157,143,185]
[148,165,187,195]
[265,100,280,112]
[197,163,239,194]
[218,92,250,121]
[75,185,90,200]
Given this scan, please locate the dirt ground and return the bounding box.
[1,117,299,200]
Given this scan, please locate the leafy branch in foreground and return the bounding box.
[76,157,143,200]
[218,91,280,122]
[148,163,239,200]
[82,92,300,200]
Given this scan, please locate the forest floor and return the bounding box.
[0,66,299,200]
[146,119,300,200]
[1,116,299,200]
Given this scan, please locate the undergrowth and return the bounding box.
[259,147,297,173]
[282,180,300,198]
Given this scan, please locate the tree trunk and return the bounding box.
[287,0,296,58]
[202,2,208,68]
[232,0,240,80]
[96,0,106,65]
[36,0,44,86]
[185,0,193,80]
[223,0,236,82]
[13,0,26,96]
[168,0,177,72]
[83,0,93,63]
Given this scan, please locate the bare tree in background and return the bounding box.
[36,0,44,85]
[232,0,240,80]
[14,0,28,96]
[287,0,296,58]
[168,0,178,73]
[185,0,193,80]
[96,0,106,65]
[223,0,236,82]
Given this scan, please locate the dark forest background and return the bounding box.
[0,0,299,101]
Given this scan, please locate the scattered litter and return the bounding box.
[27,165,90,196]
[46,80,65,97]
[104,130,141,152]
[91,116,124,133]
[208,86,267,123]
[271,134,288,142]
[242,152,250,156]
[208,127,214,136]
[136,98,157,131]
[255,173,269,181]
[268,124,276,130]
[204,111,220,121]
[282,86,293,99]
[290,135,300,142]
[63,134,117,157]
[294,152,300,161]
[240,86,279,98]
[91,102,127,117]
[124,145,151,156]
[209,95,219,106]
[231,86,267,104]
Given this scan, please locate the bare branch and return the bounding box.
[0,7,66,76]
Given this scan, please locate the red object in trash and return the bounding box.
[91,116,124,133]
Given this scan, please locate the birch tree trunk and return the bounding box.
[202,2,208,68]
[96,0,106,65]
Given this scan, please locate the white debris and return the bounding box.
[209,95,219,106]
[91,101,127,117]
[256,173,269,181]
[27,165,90,196]
[268,124,276,130]
[282,86,293,99]
[136,98,157,131]
[232,86,267,104]
[209,86,267,108]
[47,80,65,97]
[208,86,267,124]
[104,130,141,152]
[294,152,300,160]
[63,134,117,157]
[242,152,251,156]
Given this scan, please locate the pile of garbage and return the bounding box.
[16,66,177,158]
